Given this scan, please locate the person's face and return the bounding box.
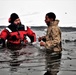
[14,18,21,25]
[45,15,53,26]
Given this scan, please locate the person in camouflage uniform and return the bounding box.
[38,12,62,54]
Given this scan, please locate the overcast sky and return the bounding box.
[0,0,76,27]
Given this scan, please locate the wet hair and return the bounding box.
[46,12,56,21]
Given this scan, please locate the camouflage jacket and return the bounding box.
[44,20,62,53]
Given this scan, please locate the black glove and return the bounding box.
[0,38,5,48]
[29,36,34,43]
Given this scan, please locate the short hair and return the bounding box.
[46,12,56,21]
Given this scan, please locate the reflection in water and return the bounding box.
[0,44,62,75]
[9,50,20,72]
[44,51,62,75]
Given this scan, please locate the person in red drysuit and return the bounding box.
[0,13,36,50]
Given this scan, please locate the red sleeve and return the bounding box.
[0,29,9,40]
[27,26,36,42]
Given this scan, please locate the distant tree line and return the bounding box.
[60,27,76,32]
[31,26,76,32]
[0,26,76,32]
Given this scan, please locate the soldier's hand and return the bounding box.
[40,41,45,46]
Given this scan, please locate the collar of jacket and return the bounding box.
[49,20,59,27]
[8,23,25,32]
[8,24,18,32]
